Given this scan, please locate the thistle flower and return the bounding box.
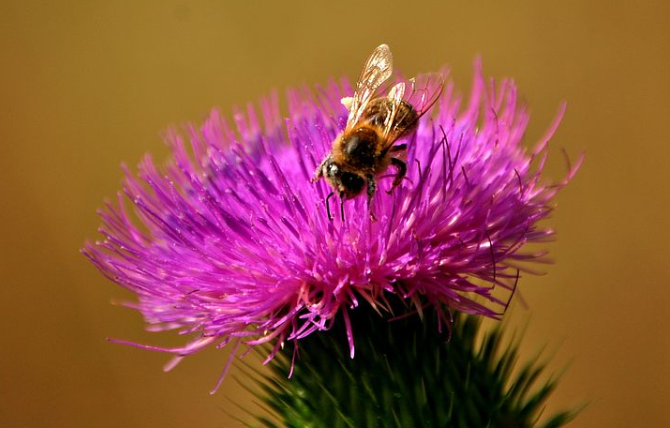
[83,59,580,390]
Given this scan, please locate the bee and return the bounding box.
[312,44,444,221]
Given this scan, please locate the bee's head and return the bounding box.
[339,171,365,198]
[322,160,365,199]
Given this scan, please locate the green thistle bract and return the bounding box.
[252,304,575,428]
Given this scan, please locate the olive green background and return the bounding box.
[1,1,668,427]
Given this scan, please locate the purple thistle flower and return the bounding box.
[84,59,580,391]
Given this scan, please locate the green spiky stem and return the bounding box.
[253,300,575,428]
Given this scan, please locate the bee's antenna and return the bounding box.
[325,192,335,221]
[339,192,345,222]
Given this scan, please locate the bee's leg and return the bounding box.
[387,157,407,193]
[389,143,407,153]
[312,156,329,182]
[325,191,335,221]
[367,174,377,221]
[339,191,345,222]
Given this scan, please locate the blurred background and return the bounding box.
[1,1,668,427]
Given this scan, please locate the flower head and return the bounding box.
[84,60,580,388]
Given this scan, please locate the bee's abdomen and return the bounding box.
[363,98,418,137]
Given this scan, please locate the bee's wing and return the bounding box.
[404,72,445,117]
[346,44,393,130]
[379,72,446,152]
[381,81,406,140]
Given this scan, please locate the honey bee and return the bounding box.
[313,44,444,220]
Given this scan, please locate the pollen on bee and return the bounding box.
[340,97,353,110]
